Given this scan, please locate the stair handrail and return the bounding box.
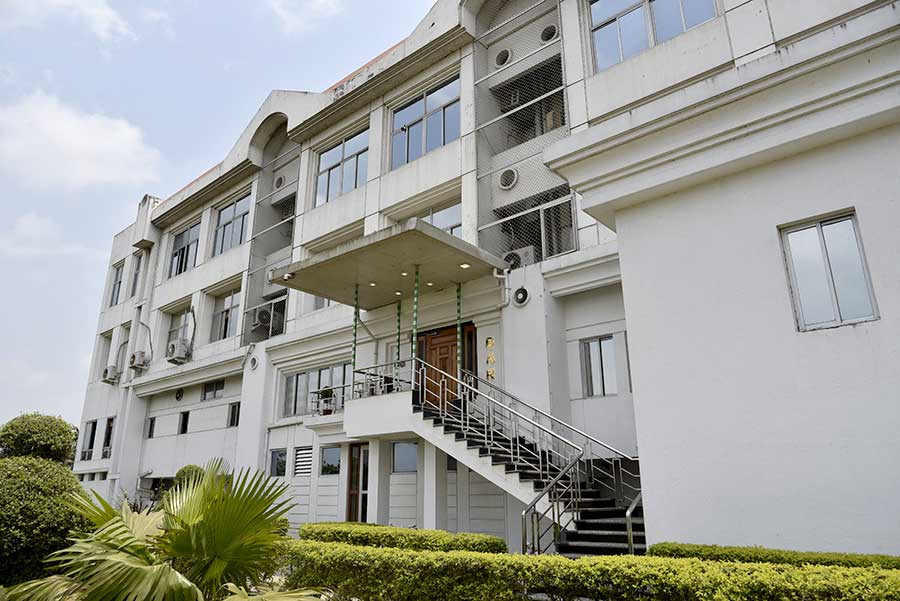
[625,491,642,555]
[462,369,636,460]
[521,450,583,554]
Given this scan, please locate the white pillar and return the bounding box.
[367,439,391,525]
[422,442,448,530]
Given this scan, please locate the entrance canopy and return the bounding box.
[271,218,508,311]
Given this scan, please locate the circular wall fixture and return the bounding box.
[249,356,259,371]
[175,388,184,402]
[540,24,559,44]
[499,168,519,190]
[494,48,512,68]
[274,175,285,189]
[513,286,530,306]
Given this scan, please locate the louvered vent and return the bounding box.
[294,446,313,477]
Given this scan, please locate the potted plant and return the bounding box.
[319,387,334,415]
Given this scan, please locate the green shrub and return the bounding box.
[281,539,900,601]
[648,542,900,570]
[299,522,507,553]
[174,464,205,485]
[0,413,77,464]
[0,456,91,585]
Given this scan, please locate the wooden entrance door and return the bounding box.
[417,324,476,410]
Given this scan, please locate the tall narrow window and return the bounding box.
[81,420,97,461]
[130,253,143,298]
[178,411,190,435]
[168,308,192,347]
[146,417,156,439]
[315,129,369,207]
[782,213,877,331]
[109,263,124,307]
[391,78,460,170]
[101,417,115,459]
[583,336,617,397]
[169,223,201,278]
[213,195,251,256]
[270,449,287,477]
[212,288,241,341]
[227,402,241,428]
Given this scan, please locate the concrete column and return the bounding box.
[366,438,391,524]
[421,442,448,530]
[457,463,471,533]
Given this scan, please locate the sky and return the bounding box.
[0,0,435,426]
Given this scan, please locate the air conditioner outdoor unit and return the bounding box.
[101,365,119,384]
[129,351,149,372]
[503,246,536,270]
[166,338,191,365]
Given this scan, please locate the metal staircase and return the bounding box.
[354,357,644,556]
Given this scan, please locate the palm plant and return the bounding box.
[6,460,321,601]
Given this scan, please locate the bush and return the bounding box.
[648,542,900,570]
[174,464,205,485]
[0,457,91,585]
[0,413,77,464]
[281,539,900,601]
[299,522,507,553]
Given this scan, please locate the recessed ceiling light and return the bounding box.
[369,282,377,287]
[394,291,402,296]
[459,263,471,269]
[401,271,408,276]
[426,282,434,287]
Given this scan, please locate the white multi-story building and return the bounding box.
[75,0,900,556]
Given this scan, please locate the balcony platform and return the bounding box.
[271,218,508,310]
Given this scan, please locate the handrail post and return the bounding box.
[626,492,642,555]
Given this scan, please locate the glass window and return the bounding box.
[167,308,191,347]
[212,288,241,342]
[392,442,418,473]
[146,417,156,439]
[284,362,351,417]
[391,77,460,170]
[315,129,369,207]
[109,262,124,307]
[130,253,143,298]
[202,380,225,400]
[227,403,241,428]
[583,336,617,397]
[178,411,190,435]
[270,449,287,477]
[321,447,341,475]
[169,223,200,278]
[213,195,251,256]
[422,203,462,238]
[783,214,877,331]
[102,417,115,451]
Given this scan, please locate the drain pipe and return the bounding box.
[494,268,511,309]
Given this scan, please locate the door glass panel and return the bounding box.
[822,219,874,321]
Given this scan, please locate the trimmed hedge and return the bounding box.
[649,542,900,570]
[0,413,77,464]
[281,539,900,601]
[298,522,507,553]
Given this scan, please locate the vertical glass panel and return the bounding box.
[283,377,295,416]
[235,195,251,216]
[591,0,641,25]
[356,150,368,186]
[444,101,460,144]
[221,222,233,252]
[620,6,649,60]
[319,367,332,390]
[391,131,407,170]
[219,203,235,223]
[315,172,329,207]
[393,98,425,129]
[426,78,460,111]
[344,130,369,156]
[296,374,308,414]
[682,0,716,28]
[342,155,357,192]
[822,219,874,321]
[432,203,462,231]
[652,0,684,43]
[593,21,621,71]
[587,340,602,396]
[327,166,341,201]
[319,143,343,170]
[232,215,244,248]
[787,227,836,326]
[601,337,617,395]
[407,121,424,163]
[426,111,443,153]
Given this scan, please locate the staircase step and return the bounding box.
[556,540,647,554]
[575,517,644,532]
[564,530,646,544]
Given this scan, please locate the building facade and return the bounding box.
[75,0,900,556]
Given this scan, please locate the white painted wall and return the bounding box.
[617,124,900,554]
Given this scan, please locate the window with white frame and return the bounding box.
[283,362,352,417]
[81,420,97,461]
[421,202,462,238]
[315,130,369,207]
[167,308,192,347]
[781,213,877,331]
[391,77,461,170]
[213,195,251,256]
[589,0,716,72]
[109,262,124,307]
[582,336,617,397]
[211,288,241,342]
[202,380,225,400]
[227,402,241,428]
[169,223,200,278]
[130,252,143,298]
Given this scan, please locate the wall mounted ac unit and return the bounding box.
[166,338,191,365]
[252,307,273,330]
[129,351,149,372]
[503,246,536,270]
[101,365,119,384]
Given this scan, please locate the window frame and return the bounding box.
[202,380,225,401]
[169,222,201,278]
[781,212,879,332]
[101,417,115,458]
[392,441,418,474]
[130,252,143,298]
[211,288,242,342]
[589,0,717,73]
[227,402,241,428]
[581,335,618,398]
[81,420,97,460]
[390,76,461,171]
[270,448,287,478]
[167,308,192,348]
[320,446,341,476]
[212,195,251,256]
[178,411,190,435]
[314,129,370,208]
[109,262,124,307]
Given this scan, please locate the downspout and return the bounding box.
[494,267,511,309]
